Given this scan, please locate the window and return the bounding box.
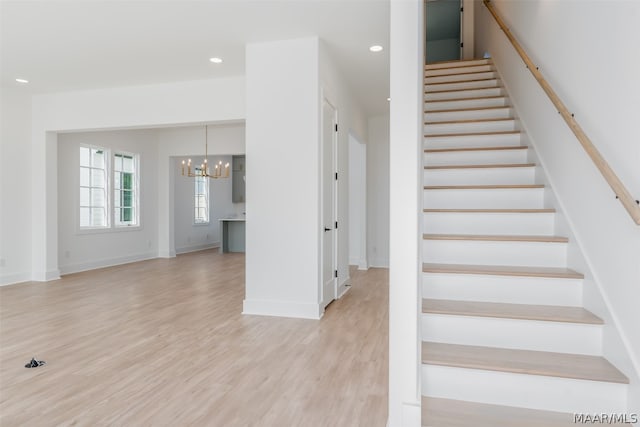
[78,146,141,231]
[79,146,108,228]
[194,170,209,224]
[114,153,138,226]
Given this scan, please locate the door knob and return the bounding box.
[324,227,331,232]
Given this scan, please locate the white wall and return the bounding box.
[29,77,245,280]
[244,37,322,319]
[367,114,390,268]
[0,88,32,285]
[319,39,370,295]
[348,133,367,269]
[388,1,424,425]
[475,0,640,412]
[461,0,475,60]
[57,129,158,274]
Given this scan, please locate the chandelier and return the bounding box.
[181,126,230,178]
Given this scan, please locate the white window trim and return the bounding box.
[78,144,110,230]
[76,145,143,235]
[113,150,141,229]
[194,169,210,225]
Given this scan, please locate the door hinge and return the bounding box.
[460,42,464,48]
[460,6,464,12]
[334,270,338,278]
[335,172,338,180]
[335,124,338,132]
[335,221,338,229]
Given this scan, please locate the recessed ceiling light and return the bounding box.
[369,45,383,53]
[209,57,223,64]
[15,78,29,84]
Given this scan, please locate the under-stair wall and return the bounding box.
[474,0,640,411]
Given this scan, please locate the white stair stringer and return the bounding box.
[420,59,629,420]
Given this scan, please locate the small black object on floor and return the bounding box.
[24,357,46,368]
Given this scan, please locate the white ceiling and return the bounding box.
[0,0,390,115]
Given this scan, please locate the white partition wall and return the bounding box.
[244,37,323,319]
[388,0,424,426]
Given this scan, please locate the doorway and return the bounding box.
[321,97,338,309]
[426,0,462,63]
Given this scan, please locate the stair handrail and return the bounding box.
[483,0,640,225]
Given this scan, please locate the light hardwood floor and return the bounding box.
[0,250,388,426]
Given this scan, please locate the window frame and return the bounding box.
[78,145,110,230]
[113,151,140,228]
[76,145,143,235]
[193,168,210,225]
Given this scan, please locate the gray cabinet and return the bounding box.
[232,155,245,203]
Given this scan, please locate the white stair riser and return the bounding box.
[422,240,568,267]
[425,79,499,92]
[423,188,545,209]
[424,149,528,166]
[423,212,555,235]
[425,71,497,84]
[425,107,513,122]
[421,365,628,414]
[425,120,516,135]
[425,87,504,102]
[425,97,508,111]
[422,273,583,307]
[424,167,536,186]
[425,59,491,70]
[422,315,602,355]
[426,65,494,76]
[425,132,521,148]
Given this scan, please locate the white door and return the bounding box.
[321,98,337,309]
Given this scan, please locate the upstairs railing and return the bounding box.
[483,0,640,225]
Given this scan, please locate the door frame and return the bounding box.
[320,91,338,310]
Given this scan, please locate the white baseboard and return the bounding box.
[158,250,176,258]
[31,269,61,282]
[59,252,157,276]
[242,298,323,320]
[175,242,220,255]
[369,258,389,269]
[350,257,369,270]
[0,271,32,286]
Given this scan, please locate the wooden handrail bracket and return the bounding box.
[483,0,640,225]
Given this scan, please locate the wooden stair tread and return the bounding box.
[422,299,603,324]
[425,163,535,170]
[425,117,514,125]
[425,105,510,114]
[424,184,544,190]
[423,208,555,213]
[425,86,502,94]
[422,397,587,427]
[425,130,520,138]
[422,263,584,279]
[425,95,505,104]
[423,234,568,243]
[422,342,629,384]
[425,77,498,86]
[425,146,527,153]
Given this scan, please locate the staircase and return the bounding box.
[420,59,629,426]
